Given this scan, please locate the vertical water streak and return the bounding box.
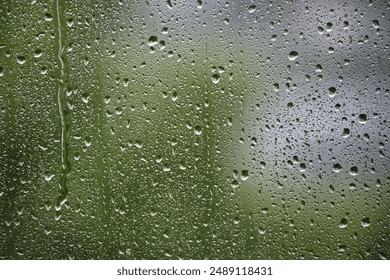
[55,0,70,209]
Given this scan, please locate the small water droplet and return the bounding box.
[328,87,337,97]
[231,180,239,189]
[339,218,348,228]
[258,226,266,235]
[372,20,380,28]
[147,36,158,46]
[349,166,358,176]
[333,163,342,172]
[338,244,346,252]
[288,51,299,61]
[358,114,367,124]
[194,125,202,135]
[248,5,257,13]
[212,73,220,84]
[44,173,54,182]
[342,128,350,138]
[361,217,371,228]
[17,56,26,65]
[241,170,249,181]
[33,49,43,58]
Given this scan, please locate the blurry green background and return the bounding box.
[0,0,389,259]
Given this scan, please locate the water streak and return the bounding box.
[55,0,70,209]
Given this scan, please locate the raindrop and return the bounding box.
[358,114,367,124]
[338,244,347,252]
[231,180,239,189]
[16,55,26,64]
[349,166,358,176]
[258,226,266,235]
[44,173,54,182]
[342,128,350,138]
[248,5,257,13]
[333,163,342,172]
[33,49,43,58]
[288,51,299,61]
[372,20,379,28]
[212,73,220,84]
[241,170,249,181]
[328,87,337,97]
[339,218,348,228]
[361,217,371,228]
[194,125,202,135]
[147,36,158,46]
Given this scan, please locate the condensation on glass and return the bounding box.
[0,0,389,259]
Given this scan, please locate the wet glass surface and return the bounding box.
[0,0,389,259]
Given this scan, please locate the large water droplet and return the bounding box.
[339,218,348,228]
[333,163,342,172]
[212,73,220,84]
[361,217,371,228]
[288,51,299,61]
[16,55,26,64]
[147,36,158,46]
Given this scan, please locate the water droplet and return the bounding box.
[44,173,54,182]
[361,217,371,228]
[212,73,220,84]
[338,244,347,252]
[288,51,299,61]
[147,36,158,46]
[328,87,337,97]
[358,114,367,124]
[241,170,249,181]
[194,125,202,135]
[333,163,342,172]
[372,20,380,28]
[17,55,26,65]
[231,180,239,189]
[33,49,43,58]
[342,128,350,138]
[248,5,257,13]
[349,166,358,176]
[258,226,266,235]
[339,218,348,228]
